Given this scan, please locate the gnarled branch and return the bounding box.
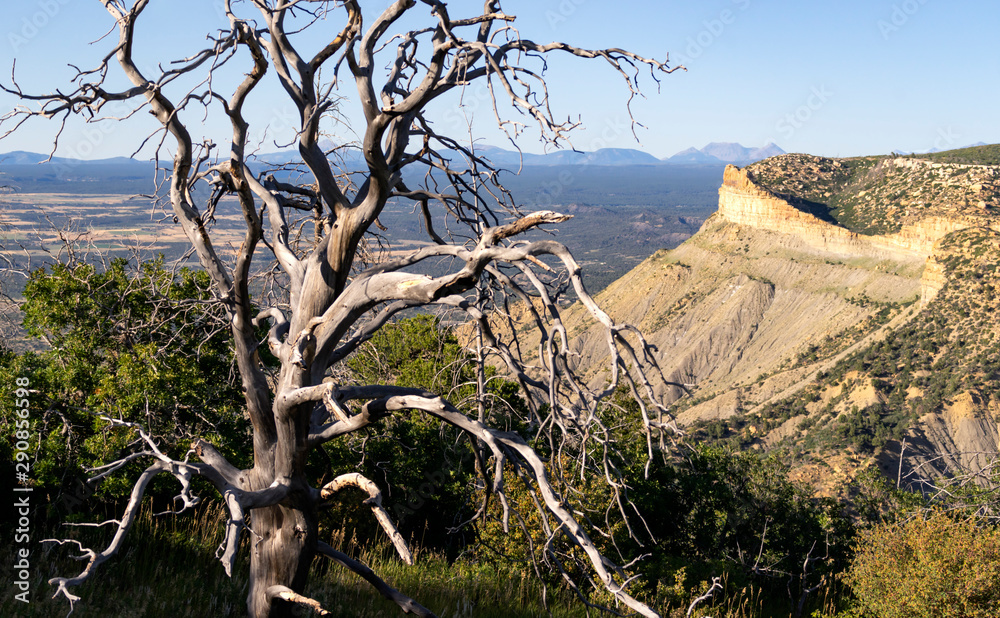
[321,473,413,565]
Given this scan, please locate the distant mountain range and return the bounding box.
[0,150,147,166]
[665,142,786,165]
[0,142,786,171]
[893,141,988,156]
[254,142,784,168]
[473,142,785,167]
[471,145,665,167]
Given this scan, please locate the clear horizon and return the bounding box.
[1,1,997,161]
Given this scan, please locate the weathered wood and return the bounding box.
[8,3,683,617]
[321,473,413,565]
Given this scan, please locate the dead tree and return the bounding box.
[2,2,683,616]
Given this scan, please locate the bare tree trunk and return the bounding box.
[247,502,318,618]
[243,361,321,617]
[15,3,682,617]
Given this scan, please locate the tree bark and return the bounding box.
[247,501,318,618]
[244,358,321,617]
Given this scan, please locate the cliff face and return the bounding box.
[919,258,947,304]
[743,153,1000,235]
[718,164,978,259]
[564,167,929,407]
[715,164,990,303]
[559,149,1000,495]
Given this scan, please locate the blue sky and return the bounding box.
[1,0,998,160]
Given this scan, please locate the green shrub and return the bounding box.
[1,257,248,517]
[845,510,1000,618]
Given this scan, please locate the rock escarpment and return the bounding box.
[566,164,929,407]
[718,164,972,258]
[716,164,981,303]
[559,147,1000,494]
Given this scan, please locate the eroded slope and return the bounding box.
[560,145,1000,494]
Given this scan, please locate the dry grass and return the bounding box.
[1,500,852,617]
